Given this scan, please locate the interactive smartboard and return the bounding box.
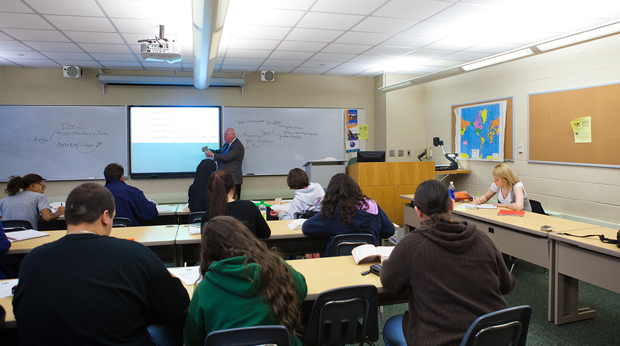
[0,106,128,181]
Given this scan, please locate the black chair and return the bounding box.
[189,211,205,224]
[529,199,547,215]
[295,210,319,219]
[204,325,290,346]
[460,305,532,346]
[0,304,5,329]
[1,220,34,231]
[330,233,376,257]
[304,285,379,346]
[112,217,132,227]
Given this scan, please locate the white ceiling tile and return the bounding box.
[310,52,355,62]
[0,13,54,30]
[25,41,83,52]
[299,60,340,68]
[99,61,143,68]
[91,53,138,61]
[351,17,419,34]
[1,29,70,42]
[441,51,490,61]
[0,32,12,40]
[321,43,372,54]
[430,3,501,25]
[323,69,362,76]
[380,33,436,48]
[421,59,464,67]
[423,36,481,51]
[231,26,291,40]
[261,59,304,67]
[219,65,259,72]
[0,50,44,59]
[310,0,386,15]
[225,49,272,59]
[401,21,458,38]
[566,0,620,19]
[356,70,382,77]
[25,0,105,16]
[348,55,391,64]
[290,67,330,74]
[112,18,179,35]
[55,60,101,67]
[241,0,315,11]
[336,61,379,70]
[269,51,314,60]
[43,51,93,59]
[97,0,179,19]
[7,58,60,67]
[45,15,114,32]
[364,46,415,56]
[0,58,19,66]
[230,9,307,27]
[335,32,390,45]
[286,28,344,42]
[373,0,453,20]
[464,42,522,54]
[256,66,295,73]
[227,38,281,50]
[223,58,266,65]
[403,49,453,59]
[78,43,131,53]
[0,41,33,51]
[277,41,328,52]
[297,12,364,31]
[397,66,443,74]
[2,0,35,13]
[65,31,124,44]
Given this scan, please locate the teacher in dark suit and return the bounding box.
[205,128,245,199]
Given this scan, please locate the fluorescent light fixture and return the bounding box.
[462,48,534,71]
[537,21,620,52]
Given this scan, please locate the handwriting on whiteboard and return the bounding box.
[234,120,319,148]
[33,122,109,153]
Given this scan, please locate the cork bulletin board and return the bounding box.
[451,97,513,161]
[529,83,620,167]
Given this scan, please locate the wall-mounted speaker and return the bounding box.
[261,70,275,82]
[63,66,82,78]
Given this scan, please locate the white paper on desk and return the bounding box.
[286,219,306,231]
[270,204,290,212]
[7,230,49,242]
[168,266,202,285]
[157,204,176,213]
[49,201,65,214]
[182,203,190,212]
[476,204,497,209]
[0,279,18,298]
[189,223,201,235]
[458,203,497,209]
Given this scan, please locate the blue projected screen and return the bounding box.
[129,106,221,177]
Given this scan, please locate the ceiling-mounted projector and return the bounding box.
[138,25,181,64]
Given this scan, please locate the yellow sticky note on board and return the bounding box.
[358,124,369,140]
[570,116,591,143]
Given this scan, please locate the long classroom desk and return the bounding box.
[175,220,328,265]
[1,256,408,329]
[400,194,603,324]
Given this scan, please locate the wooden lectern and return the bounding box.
[347,161,435,225]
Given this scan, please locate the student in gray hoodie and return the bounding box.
[270,168,324,220]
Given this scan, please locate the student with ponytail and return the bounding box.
[0,174,64,229]
[200,170,270,238]
[184,216,307,346]
[380,179,515,346]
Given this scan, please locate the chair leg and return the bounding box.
[364,337,376,346]
[509,258,518,273]
[380,306,384,329]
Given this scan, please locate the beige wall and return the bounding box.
[0,68,375,201]
[416,34,620,224]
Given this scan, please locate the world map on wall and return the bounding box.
[458,103,501,160]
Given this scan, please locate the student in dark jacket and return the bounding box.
[302,173,394,256]
[188,159,217,212]
[0,223,11,279]
[200,170,270,239]
[104,163,158,226]
[380,180,515,346]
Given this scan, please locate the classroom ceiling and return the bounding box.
[1,0,620,78]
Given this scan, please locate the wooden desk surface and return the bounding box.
[176,220,307,245]
[400,194,414,202]
[550,227,620,259]
[435,169,471,175]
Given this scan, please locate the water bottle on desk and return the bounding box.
[259,201,267,220]
[448,181,455,200]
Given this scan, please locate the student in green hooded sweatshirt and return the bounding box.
[183,216,307,346]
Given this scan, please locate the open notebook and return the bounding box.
[6,230,49,242]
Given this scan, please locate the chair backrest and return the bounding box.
[0,304,5,329]
[112,217,132,227]
[331,233,376,257]
[295,210,318,219]
[529,199,547,215]
[460,305,532,346]
[304,285,379,346]
[204,325,290,346]
[1,219,34,231]
[189,211,206,224]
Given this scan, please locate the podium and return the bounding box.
[347,161,435,224]
[303,160,347,188]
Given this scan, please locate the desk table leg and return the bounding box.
[548,239,555,322]
[172,244,179,267]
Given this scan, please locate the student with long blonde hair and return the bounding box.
[184,216,307,346]
[474,163,532,211]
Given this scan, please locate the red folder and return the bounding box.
[497,209,525,217]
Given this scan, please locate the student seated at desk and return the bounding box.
[13,183,189,346]
[184,216,307,346]
[474,162,532,212]
[302,173,395,257]
[381,180,515,346]
[270,168,325,220]
[0,174,64,229]
[201,170,270,238]
[0,223,10,279]
[104,163,159,226]
[188,159,217,212]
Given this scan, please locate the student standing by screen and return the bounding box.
[474,163,532,211]
[0,174,64,229]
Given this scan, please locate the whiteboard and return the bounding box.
[224,108,345,175]
[0,106,128,181]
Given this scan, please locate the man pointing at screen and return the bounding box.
[205,128,245,199]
